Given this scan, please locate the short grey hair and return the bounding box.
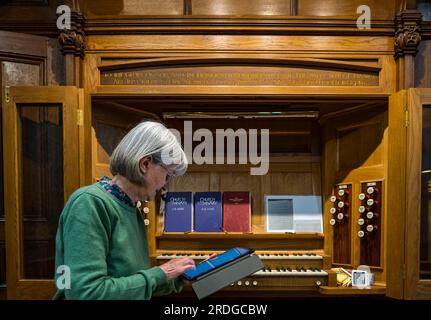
[110,120,188,185]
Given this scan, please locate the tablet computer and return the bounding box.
[182,247,255,281]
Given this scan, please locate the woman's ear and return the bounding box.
[139,155,153,174]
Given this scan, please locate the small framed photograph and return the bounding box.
[351,270,368,288]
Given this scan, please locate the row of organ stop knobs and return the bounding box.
[357,186,379,238]
[329,185,380,238]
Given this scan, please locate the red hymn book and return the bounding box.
[222,192,251,232]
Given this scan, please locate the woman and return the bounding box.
[54,120,195,299]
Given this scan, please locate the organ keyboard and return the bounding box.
[156,251,324,261]
[253,267,328,277]
[154,251,336,292]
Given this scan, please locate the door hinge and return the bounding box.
[401,264,406,280]
[404,110,409,127]
[5,86,10,103]
[77,109,83,127]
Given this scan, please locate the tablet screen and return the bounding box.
[182,247,254,280]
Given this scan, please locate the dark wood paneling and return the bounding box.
[22,240,53,279]
[19,105,64,279]
[4,0,49,6]
[0,31,47,57]
[415,41,431,88]
[0,110,3,220]
[0,0,59,20]
[46,38,65,86]
[418,0,431,21]
[0,242,6,286]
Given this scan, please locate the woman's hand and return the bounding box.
[159,257,196,281]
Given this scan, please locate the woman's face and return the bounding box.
[140,159,175,200]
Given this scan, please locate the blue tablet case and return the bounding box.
[183,247,253,280]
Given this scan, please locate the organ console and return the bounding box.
[156,250,336,292]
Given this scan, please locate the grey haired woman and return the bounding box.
[54,120,195,300]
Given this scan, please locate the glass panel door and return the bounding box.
[3,86,80,299]
[405,88,431,300]
[19,105,64,279]
[420,105,431,280]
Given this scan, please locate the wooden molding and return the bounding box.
[84,17,395,36]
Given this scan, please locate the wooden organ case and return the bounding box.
[89,63,394,297]
[48,0,430,300]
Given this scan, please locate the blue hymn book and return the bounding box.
[164,192,193,232]
[194,192,223,232]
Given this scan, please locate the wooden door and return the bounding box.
[3,86,80,299]
[0,30,51,299]
[404,88,431,299]
[386,90,408,299]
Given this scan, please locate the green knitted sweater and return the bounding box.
[53,183,182,300]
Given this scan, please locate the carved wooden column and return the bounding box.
[394,9,422,90]
[58,11,86,86]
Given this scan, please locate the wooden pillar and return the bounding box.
[58,10,86,87]
[394,9,422,90]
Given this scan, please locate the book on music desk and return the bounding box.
[194,192,223,232]
[164,192,193,232]
[222,192,251,232]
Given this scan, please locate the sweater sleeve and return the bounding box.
[153,278,183,296]
[60,193,168,300]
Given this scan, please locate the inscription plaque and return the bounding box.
[100,66,379,87]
